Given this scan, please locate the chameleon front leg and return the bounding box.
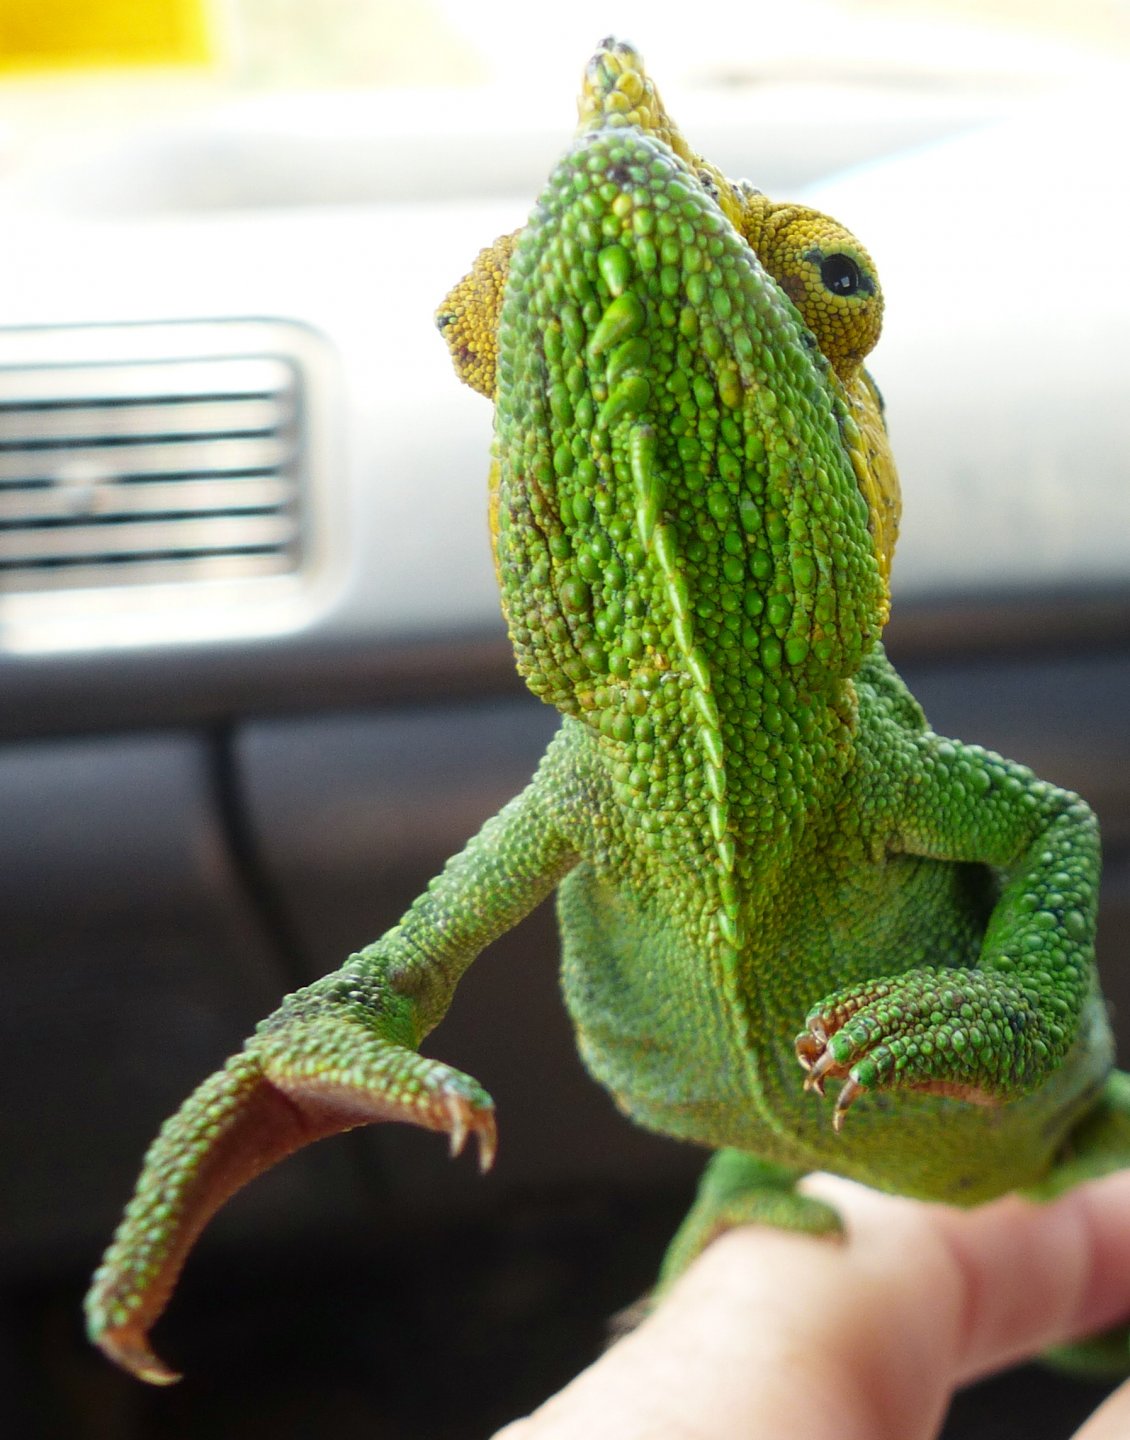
[85,758,579,1383]
[796,734,1103,1126]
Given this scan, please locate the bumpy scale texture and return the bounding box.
[86,37,1129,1385]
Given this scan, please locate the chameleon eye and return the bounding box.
[820,253,862,297]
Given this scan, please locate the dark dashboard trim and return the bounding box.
[1,584,1129,743]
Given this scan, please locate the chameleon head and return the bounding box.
[439,38,900,724]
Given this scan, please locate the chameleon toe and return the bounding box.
[832,1077,867,1131]
[90,1318,182,1387]
[443,1091,498,1172]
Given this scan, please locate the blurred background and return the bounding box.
[1,2,1128,1436]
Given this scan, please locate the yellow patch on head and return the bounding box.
[435,231,519,398]
[844,372,901,593]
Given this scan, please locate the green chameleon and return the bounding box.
[86,38,1130,1385]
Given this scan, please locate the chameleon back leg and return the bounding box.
[657,1151,843,1293]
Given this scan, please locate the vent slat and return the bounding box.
[0,395,291,445]
[0,512,298,563]
[0,357,295,407]
[0,434,293,484]
[0,475,295,524]
[1,549,296,592]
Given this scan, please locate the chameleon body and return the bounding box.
[87,39,1130,1384]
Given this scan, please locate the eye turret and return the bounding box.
[737,194,883,378]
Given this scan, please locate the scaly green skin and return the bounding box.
[86,38,1129,1384]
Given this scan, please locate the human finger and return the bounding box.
[494,1169,1130,1440]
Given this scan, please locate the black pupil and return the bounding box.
[820,254,861,297]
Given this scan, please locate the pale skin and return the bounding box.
[494,1171,1130,1440]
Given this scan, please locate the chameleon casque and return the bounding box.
[87,38,1130,1383]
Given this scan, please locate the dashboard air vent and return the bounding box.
[0,354,303,592]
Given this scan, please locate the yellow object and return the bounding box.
[0,0,214,71]
[435,232,518,402]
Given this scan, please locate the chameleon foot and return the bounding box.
[658,1150,842,1291]
[85,1018,495,1384]
[795,969,1019,1130]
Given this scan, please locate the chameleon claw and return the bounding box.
[795,1023,828,1074]
[443,1090,497,1173]
[446,1095,469,1159]
[91,1318,181,1387]
[796,1018,866,1121]
[832,1077,866,1132]
[476,1111,499,1174]
[803,1040,848,1091]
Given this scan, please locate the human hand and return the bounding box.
[494,1170,1130,1440]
